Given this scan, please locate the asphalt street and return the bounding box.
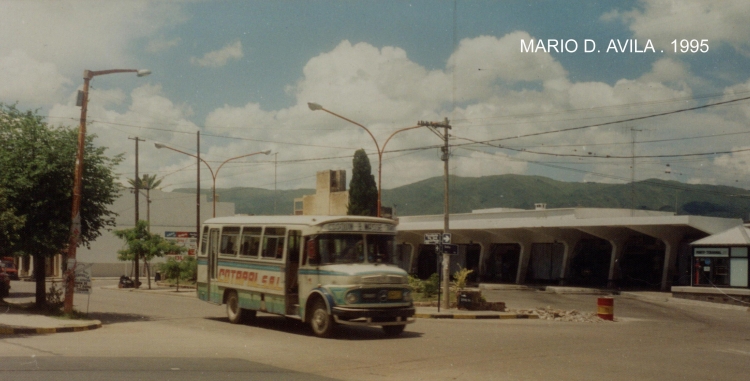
[1,279,749,380]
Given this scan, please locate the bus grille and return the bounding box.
[361,274,407,284]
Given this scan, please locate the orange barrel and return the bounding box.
[597,297,614,320]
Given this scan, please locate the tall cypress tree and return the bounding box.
[348,149,378,216]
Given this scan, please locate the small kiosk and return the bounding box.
[690,225,749,289]
[672,226,750,306]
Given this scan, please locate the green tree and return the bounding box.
[113,220,185,289]
[348,149,378,216]
[0,189,25,249]
[0,104,123,307]
[158,256,196,292]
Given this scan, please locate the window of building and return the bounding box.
[730,247,749,288]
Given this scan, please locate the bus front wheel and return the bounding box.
[310,299,335,338]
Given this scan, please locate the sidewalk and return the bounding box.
[0,281,193,335]
[0,302,102,335]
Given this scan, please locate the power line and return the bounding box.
[455,94,750,145]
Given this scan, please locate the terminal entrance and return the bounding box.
[619,236,666,289]
[482,244,520,283]
[569,239,611,287]
[416,244,439,280]
[525,243,565,284]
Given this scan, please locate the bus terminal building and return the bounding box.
[395,206,742,291]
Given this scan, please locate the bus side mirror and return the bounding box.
[307,239,319,265]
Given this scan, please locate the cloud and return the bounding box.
[447,32,567,102]
[0,50,71,104]
[190,40,244,68]
[607,0,750,54]
[205,33,740,190]
[0,2,188,73]
[48,84,201,190]
[147,36,181,53]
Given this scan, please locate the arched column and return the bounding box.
[577,227,632,288]
[629,226,686,291]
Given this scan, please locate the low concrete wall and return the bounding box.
[672,286,750,307]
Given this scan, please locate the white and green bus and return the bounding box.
[196,215,415,337]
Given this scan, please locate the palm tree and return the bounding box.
[127,174,163,230]
[127,174,163,284]
[128,173,162,192]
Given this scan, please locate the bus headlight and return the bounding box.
[346,292,359,304]
[403,290,412,302]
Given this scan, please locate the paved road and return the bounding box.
[1,280,749,380]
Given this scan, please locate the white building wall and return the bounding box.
[77,189,234,277]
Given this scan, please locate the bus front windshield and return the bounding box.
[316,234,395,265]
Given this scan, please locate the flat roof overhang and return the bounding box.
[396,209,742,243]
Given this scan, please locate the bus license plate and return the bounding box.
[387,290,402,300]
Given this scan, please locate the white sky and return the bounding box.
[3,0,750,195]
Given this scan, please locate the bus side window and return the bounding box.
[220,226,240,256]
[240,227,262,257]
[262,227,286,260]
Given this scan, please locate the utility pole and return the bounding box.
[418,118,452,309]
[630,127,641,217]
[129,136,145,288]
[197,131,201,240]
[274,152,278,214]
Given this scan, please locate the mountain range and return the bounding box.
[173,174,750,219]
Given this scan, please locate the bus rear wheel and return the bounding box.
[226,291,255,324]
[382,324,406,336]
[310,299,335,338]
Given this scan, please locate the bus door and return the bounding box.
[300,235,322,315]
[207,228,220,304]
[285,230,302,316]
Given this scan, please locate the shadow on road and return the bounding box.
[205,315,423,340]
[86,312,157,324]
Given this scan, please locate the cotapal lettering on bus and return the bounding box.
[217,267,283,290]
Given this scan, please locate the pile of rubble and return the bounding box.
[510,306,615,323]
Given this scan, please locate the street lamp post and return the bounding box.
[155,143,270,217]
[307,102,424,218]
[65,68,150,314]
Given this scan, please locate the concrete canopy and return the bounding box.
[396,208,742,290]
[690,225,750,246]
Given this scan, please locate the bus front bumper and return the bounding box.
[331,306,416,326]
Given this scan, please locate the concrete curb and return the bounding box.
[103,285,197,298]
[621,292,750,311]
[0,321,102,335]
[414,312,539,320]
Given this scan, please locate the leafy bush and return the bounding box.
[45,282,64,313]
[408,275,424,293]
[158,256,196,291]
[180,256,197,281]
[422,273,440,298]
[453,267,474,290]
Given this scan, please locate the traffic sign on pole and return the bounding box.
[442,244,458,255]
[424,233,440,244]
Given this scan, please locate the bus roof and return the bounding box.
[204,215,397,227]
